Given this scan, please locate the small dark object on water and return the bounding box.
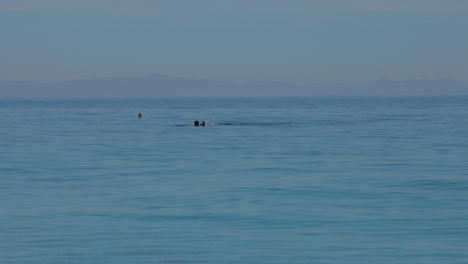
[194,120,200,126]
[138,113,143,118]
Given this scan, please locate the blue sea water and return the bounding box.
[1,96,468,264]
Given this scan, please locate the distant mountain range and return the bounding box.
[1,74,468,98]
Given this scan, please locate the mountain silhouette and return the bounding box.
[1,74,467,98]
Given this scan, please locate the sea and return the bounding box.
[1,96,468,264]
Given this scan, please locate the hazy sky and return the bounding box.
[1,0,467,83]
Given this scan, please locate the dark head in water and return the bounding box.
[201,120,206,126]
[194,120,200,126]
[138,113,143,118]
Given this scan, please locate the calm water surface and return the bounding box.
[1,97,468,263]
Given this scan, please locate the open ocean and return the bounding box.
[1,96,468,264]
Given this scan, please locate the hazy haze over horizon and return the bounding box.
[1,0,467,84]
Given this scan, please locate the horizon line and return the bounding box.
[1,74,466,85]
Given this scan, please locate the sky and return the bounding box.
[1,0,467,83]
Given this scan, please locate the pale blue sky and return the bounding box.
[1,0,467,83]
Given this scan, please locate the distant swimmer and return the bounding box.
[201,120,206,126]
[194,120,200,126]
[138,113,143,118]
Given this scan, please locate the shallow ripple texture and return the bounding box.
[1,97,468,264]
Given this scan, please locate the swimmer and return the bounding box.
[138,113,143,118]
[201,120,206,126]
[194,120,200,126]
